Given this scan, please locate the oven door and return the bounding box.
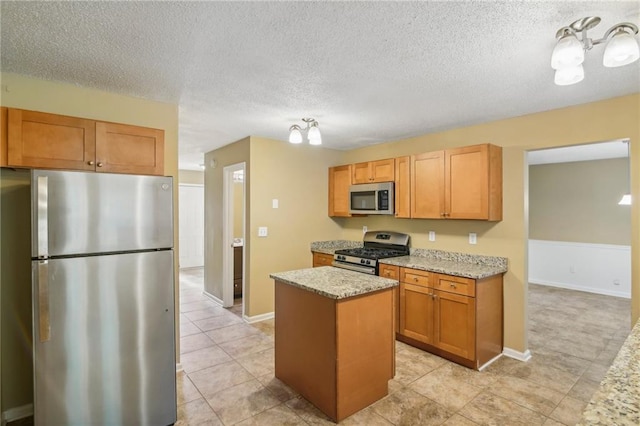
[332,260,376,275]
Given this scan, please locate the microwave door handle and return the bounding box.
[36,175,49,258]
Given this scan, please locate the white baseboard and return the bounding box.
[202,291,223,306]
[244,311,274,323]
[2,404,33,425]
[503,347,532,362]
[529,278,630,299]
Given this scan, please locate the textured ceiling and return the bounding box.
[1,1,639,170]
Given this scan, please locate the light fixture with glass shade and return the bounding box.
[551,17,639,86]
[288,118,322,145]
[619,140,631,205]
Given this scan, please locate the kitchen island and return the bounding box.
[270,266,398,422]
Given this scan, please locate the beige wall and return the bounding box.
[234,181,244,239]
[529,158,631,245]
[179,169,205,185]
[0,73,179,412]
[335,93,640,353]
[204,137,344,315]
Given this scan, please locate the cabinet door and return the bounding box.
[370,159,395,183]
[379,264,400,334]
[411,151,444,219]
[433,290,475,360]
[7,109,96,171]
[328,165,352,217]
[0,107,7,166]
[399,282,434,344]
[312,252,334,267]
[445,144,489,220]
[95,122,164,175]
[394,156,410,218]
[352,162,371,184]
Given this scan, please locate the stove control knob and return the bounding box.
[366,260,371,265]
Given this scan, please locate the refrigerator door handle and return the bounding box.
[36,175,49,258]
[37,261,51,342]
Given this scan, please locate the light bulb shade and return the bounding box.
[551,33,584,69]
[289,126,302,144]
[618,194,631,205]
[603,30,640,67]
[554,64,584,85]
[307,124,322,145]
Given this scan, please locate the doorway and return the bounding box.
[178,184,204,269]
[222,163,245,316]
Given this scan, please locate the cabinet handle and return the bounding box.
[97,162,103,167]
[88,160,95,166]
[450,283,457,289]
[413,277,419,282]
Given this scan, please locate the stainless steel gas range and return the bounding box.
[333,231,410,275]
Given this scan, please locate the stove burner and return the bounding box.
[334,247,407,260]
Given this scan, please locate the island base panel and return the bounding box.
[275,281,394,422]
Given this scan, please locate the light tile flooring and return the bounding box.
[177,269,631,425]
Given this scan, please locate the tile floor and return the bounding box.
[176,269,632,425]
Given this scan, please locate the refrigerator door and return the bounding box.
[32,250,176,425]
[31,170,173,258]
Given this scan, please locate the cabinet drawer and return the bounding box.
[401,268,430,287]
[379,264,399,279]
[434,274,475,297]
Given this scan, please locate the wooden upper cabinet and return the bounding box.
[411,144,502,221]
[6,109,96,171]
[446,144,502,220]
[411,151,445,219]
[394,156,410,218]
[329,164,352,217]
[96,122,164,175]
[352,159,395,184]
[1,108,165,176]
[0,107,7,167]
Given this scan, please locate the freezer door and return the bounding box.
[32,251,176,426]
[31,170,173,258]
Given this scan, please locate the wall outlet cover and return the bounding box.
[258,227,268,237]
[429,231,436,241]
[469,233,477,245]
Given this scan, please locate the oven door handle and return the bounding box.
[332,261,376,275]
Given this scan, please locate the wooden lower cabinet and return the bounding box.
[233,246,243,297]
[312,252,334,267]
[397,267,503,370]
[274,281,394,422]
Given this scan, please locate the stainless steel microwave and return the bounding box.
[349,182,394,215]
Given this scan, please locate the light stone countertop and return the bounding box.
[270,266,398,300]
[309,240,362,255]
[380,255,507,279]
[578,319,640,425]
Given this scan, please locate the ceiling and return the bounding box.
[1,1,639,171]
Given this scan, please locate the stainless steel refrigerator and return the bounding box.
[30,169,177,425]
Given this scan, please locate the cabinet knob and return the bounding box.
[88,161,95,166]
[413,277,418,282]
[450,283,456,288]
[97,162,103,167]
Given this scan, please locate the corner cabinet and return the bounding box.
[411,144,502,221]
[2,108,164,176]
[328,164,352,217]
[397,266,503,370]
[352,159,395,184]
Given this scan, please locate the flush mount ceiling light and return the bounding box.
[288,118,322,145]
[551,17,639,86]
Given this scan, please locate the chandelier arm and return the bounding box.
[595,22,640,45]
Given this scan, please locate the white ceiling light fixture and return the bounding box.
[551,17,639,86]
[619,140,631,205]
[288,118,322,145]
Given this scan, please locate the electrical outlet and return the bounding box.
[468,233,477,245]
[429,231,436,241]
[570,266,575,273]
[272,199,279,209]
[613,279,620,286]
[258,227,268,237]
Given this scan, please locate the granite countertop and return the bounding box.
[270,266,398,300]
[381,248,508,279]
[578,319,640,425]
[309,240,361,255]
